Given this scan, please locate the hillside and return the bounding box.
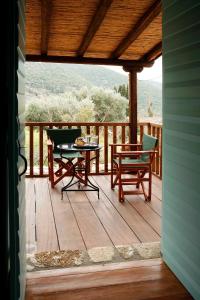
[25,62,162,121]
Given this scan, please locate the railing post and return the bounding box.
[39,125,43,176]
[123,66,143,144]
[29,125,34,177]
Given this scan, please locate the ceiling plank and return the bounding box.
[112,0,162,58]
[26,54,154,68]
[142,42,162,62]
[41,0,51,55]
[77,0,113,57]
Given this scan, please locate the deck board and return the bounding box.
[48,181,86,250]
[127,196,161,235]
[93,176,160,242]
[85,188,140,245]
[26,175,162,254]
[26,259,193,300]
[66,187,113,249]
[34,178,59,252]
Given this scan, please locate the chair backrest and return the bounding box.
[141,134,158,162]
[46,128,81,151]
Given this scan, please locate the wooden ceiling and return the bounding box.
[26,0,162,68]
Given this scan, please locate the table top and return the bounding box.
[57,143,102,152]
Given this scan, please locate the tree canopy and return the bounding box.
[25,86,129,122]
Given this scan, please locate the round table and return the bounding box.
[57,143,102,198]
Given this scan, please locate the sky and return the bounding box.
[103,56,162,82]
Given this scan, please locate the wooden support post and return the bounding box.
[123,66,143,144]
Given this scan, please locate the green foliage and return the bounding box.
[25,101,49,122]
[114,84,128,99]
[90,87,128,122]
[26,87,127,122]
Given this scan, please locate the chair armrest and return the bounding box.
[118,150,157,156]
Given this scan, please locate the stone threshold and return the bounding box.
[27,242,161,272]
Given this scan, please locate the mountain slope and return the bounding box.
[25,62,162,119]
[25,62,128,93]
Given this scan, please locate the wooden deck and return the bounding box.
[25,177,193,299]
[26,175,162,254]
[26,259,194,300]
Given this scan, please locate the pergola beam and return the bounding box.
[26,54,154,68]
[142,42,162,62]
[41,0,51,55]
[112,0,162,58]
[77,0,113,57]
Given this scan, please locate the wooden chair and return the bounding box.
[46,128,84,188]
[110,134,158,202]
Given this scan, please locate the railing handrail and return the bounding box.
[25,121,131,126]
[25,121,162,179]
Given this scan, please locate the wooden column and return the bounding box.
[123,66,143,144]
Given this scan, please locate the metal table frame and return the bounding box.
[57,143,101,199]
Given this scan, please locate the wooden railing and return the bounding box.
[25,122,162,179]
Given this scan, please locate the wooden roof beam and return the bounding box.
[77,0,113,57]
[26,54,154,68]
[41,0,51,55]
[142,41,162,62]
[111,0,162,58]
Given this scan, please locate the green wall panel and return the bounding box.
[162,1,200,299]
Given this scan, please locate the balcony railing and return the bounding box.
[25,122,162,179]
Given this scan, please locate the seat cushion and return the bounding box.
[114,158,147,165]
[53,151,83,159]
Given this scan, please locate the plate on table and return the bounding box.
[73,144,98,149]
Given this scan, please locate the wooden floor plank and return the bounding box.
[151,176,163,200]
[85,187,140,245]
[26,260,193,300]
[26,175,162,254]
[26,259,163,279]
[93,176,160,242]
[66,188,113,249]
[35,178,59,252]
[152,175,163,191]
[48,180,86,250]
[26,178,36,254]
[145,194,162,216]
[126,195,161,236]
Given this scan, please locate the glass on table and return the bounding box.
[85,135,91,144]
[90,135,99,145]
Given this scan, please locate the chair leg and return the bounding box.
[111,161,114,189]
[136,171,140,188]
[118,168,124,202]
[49,161,55,188]
[147,168,152,201]
[111,161,117,189]
[137,170,150,202]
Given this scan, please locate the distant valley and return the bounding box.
[25,62,162,122]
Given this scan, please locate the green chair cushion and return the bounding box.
[114,158,147,165]
[53,151,83,159]
[141,134,158,162]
